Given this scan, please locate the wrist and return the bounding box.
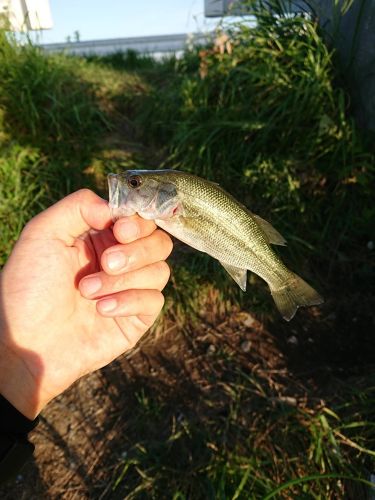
[0,343,43,420]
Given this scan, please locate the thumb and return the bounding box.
[23,189,112,244]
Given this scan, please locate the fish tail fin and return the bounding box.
[270,274,323,321]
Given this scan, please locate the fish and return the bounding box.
[108,169,323,321]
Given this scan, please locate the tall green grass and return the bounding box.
[0,31,106,154]
[0,31,111,265]
[0,5,374,498]
[133,2,374,310]
[0,144,43,262]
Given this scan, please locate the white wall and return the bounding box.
[0,0,53,31]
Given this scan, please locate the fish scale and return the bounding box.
[155,172,290,285]
[108,169,323,320]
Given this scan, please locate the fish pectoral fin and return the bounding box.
[253,214,287,246]
[219,262,247,291]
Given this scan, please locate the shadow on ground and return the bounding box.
[1,305,372,499]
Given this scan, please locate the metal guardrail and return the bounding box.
[40,32,214,56]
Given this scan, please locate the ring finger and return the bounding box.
[79,261,170,298]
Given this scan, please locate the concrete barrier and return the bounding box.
[40,32,213,57]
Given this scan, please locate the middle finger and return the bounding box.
[101,229,173,275]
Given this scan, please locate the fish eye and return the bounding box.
[127,175,142,189]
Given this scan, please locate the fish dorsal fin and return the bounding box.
[219,262,247,291]
[253,215,287,246]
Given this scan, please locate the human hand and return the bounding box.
[0,189,172,419]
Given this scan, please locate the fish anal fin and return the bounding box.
[219,262,247,291]
[253,214,287,246]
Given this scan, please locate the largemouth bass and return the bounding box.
[108,170,323,320]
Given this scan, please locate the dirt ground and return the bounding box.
[1,144,374,497]
[1,290,374,499]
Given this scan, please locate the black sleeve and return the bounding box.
[0,394,39,483]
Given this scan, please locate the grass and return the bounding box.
[104,338,374,499]
[0,2,374,497]
[0,143,44,262]
[0,33,107,155]
[128,2,375,325]
[0,30,115,265]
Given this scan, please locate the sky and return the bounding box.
[36,0,219,44]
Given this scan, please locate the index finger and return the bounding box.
[113,215,157,244]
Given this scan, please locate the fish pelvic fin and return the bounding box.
[219,262,247,291]
[270,273,324,321]
[253,214,287,246]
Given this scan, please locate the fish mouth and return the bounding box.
[107,173,136,220]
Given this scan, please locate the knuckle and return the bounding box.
[134,231,173,267]
[154,261,170,287]
[21,212,46,238]
[127,288,142,308]
[22,216,37,235]
[154,229,173,255]
[127,340,137,350]
[158,292,165,309]
[74,189,97,219]
[75,188,94,200]
[138,216,156,234]
[116,272,130,290]
[135,241,149,264]
[163,261,171,280]
[127,289,164,313]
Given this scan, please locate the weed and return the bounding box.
[0,143,44,264]
[108,352,374,498]
[131,0,374,311]
[0,3,374,497]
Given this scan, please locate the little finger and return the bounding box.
[96,289,165,318]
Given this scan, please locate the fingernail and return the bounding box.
[106,251,127,271]
[81,276,102,296]
[98,297,117,313]
[119,220,139,240]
